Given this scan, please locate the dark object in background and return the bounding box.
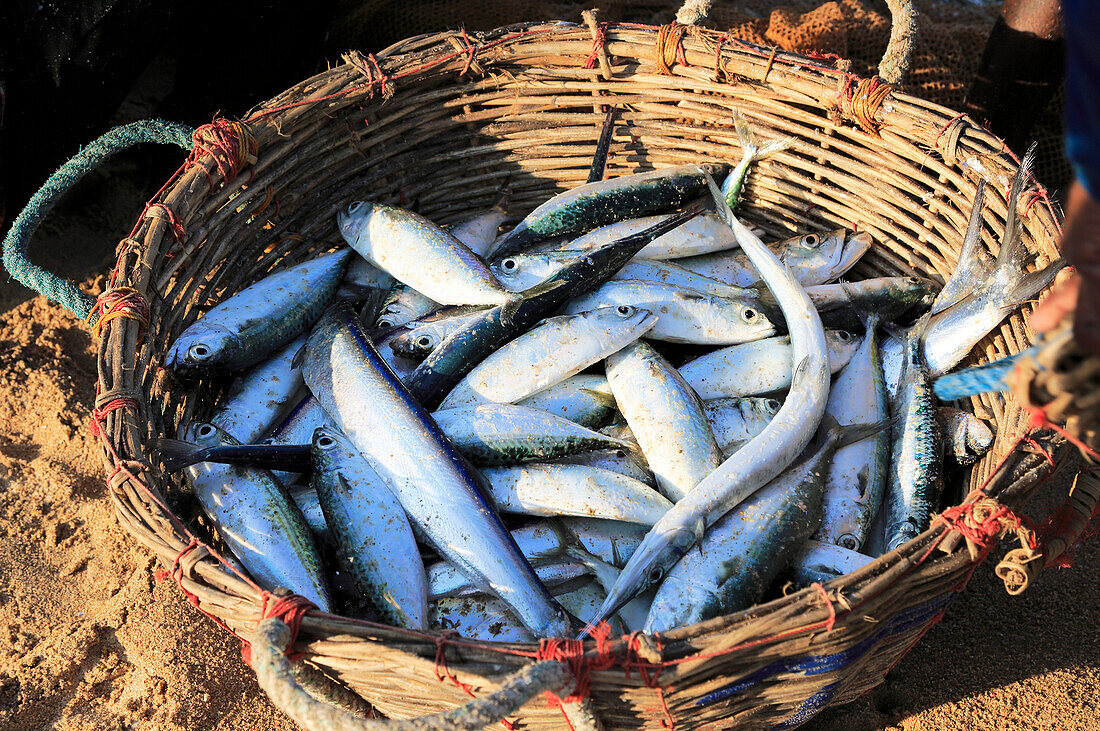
[964,0,1065,156]
[0,1,333,230]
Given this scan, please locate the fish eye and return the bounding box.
[741,307,759,323]
[188,343,212,360]
[317,434,336,449]
[196,424,215,438]
[501,258,518,271]
[801,234,820,249]
[648,566,665,584]
[907,277,922,285]
[614,450,626,458]
[838,534,859,551]
[766,399,780,412]
[837,330,853,341]
[417,335,434,348]
[377,318,393,328]
[615,305,634,317]
[347,202,365,215]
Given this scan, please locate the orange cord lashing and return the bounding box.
[86,287,150,340]
[186,118,258,185]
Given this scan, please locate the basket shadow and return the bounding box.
[804,479,1100,729]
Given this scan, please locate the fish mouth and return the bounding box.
[836,231,874,269]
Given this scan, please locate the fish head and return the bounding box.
[585,304,658,344]
[182,421,235,448]
[836,230,874,269]
[491,252,567,292]
[165,323,239,375]
[825,329,862,369]
[337,201,374,244]
[963,416,994,456]
[578,517,703,638]
[742,396,782,422]
[310,425,351,472]
[388,324,441,359]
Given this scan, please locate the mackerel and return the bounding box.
[209,336,306,444]
[583,174,831,632]
[606,340,723,501]
[679,331,859,400]
[387,305,489,360]
[182,423,330,611]
[300,301,574,637]
[517,375,617,428]
[703,397,780,456]
[438,306,656,409]
[311,426,428,628]
[166,248,351,375]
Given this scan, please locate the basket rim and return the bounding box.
[85,18,1069,725]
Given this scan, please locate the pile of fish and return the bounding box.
[160,121,1061,641]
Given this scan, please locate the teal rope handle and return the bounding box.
[2,119,195,321]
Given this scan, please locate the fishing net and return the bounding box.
[328,0,1072,191]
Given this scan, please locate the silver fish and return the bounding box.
[311,427,428,628]
[262,393,334,485]
[703,397,780,456]
[814,314,890,551]
[430,596,534,642]
[920,148,1065,375]
[550,448,657,487]
[166,248,351,374]
[289,484,331,545]
[584,174,831,631]
[930,180,991,316]
[300,301,574,637]
[374,284,440,330]
[677,230,872,288]
[517,375,617,429]
[431,404,631,464]
[606,340,723,502]
[563,212,744,260]
[720,113,794,209]
[789,538,874,588]
[451,203,510,258]
[338,202,511,306]
[679,331,859,400]
[885,319,943,553]
[479,463,674,525]
[210,336,306,444]
[643,423,860,632]
[388,305,489,360]
[937,406,995,466]
[438,306,657,409]
[339,255,395,302]
[182,423,330,611]
[430,559,589,600]
[562,280,776,345]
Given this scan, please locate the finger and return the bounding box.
[1030,275,1079,333]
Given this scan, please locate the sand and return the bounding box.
[0,120,1098,731]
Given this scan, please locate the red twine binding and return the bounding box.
[88,397,139,438]
[241,594,318,665]
[434,632,515,730]
[86,287,150,340]
[584,22,608,70]
[186,118,257,186]
[144,202,186,243]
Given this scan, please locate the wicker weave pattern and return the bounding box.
[92,22,1064,729]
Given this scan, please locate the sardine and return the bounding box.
[885,318,943,553]
[208,336,306,444]
[562,212,745,260]
[563,280,776,345]
[679,331,859,400]
[387,305,489,360]
[431,404,631,464]
[491,163,729,260]
[643,421,875,632]
[289,484,331,545]
[451,202,510,259]
[757,277,940,332]
[311,426,428,628]
[166,248,351,375]
[812,313,891,552]
[406,203,707,409]
[480,463,673,525]
[583,174,831,632]
[930,180,991,316]
[438,306,657,409]
[550,448,657,487]
[703,397,780,456]
[300,301,574,637]
[720,114,794,210]
[182,423,330,611]
[788,538,874,588]
[606,340,723,501]
[677,229,872,288]
[338,202,511,306]
[517,375,617,429]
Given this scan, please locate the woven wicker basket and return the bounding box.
[5,11,1073,731]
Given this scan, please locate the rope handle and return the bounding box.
[1,120,194,321]
[676,0,917,83]
[250,618,581,730]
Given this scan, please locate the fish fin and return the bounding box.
[492,178,512,211]
[757,135,796,160]
[835,418,893,449]
[579,388,618,409]
[498,293,527,328]
[931,179,990,315]
[587,105,618,184]
[734,111,757,156]
[290,342,307,371]
[1005,257,1067,307]
[992,143,1037,281]
[154,438,206,472]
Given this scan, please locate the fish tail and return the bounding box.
[930,179,990,315]
[587,105,619,184]
[154,437,207,472]
[996,143,1037,273]
[1006,256,1067,306]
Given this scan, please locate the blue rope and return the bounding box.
[932,344,1044,401]
[2,119,195,320]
